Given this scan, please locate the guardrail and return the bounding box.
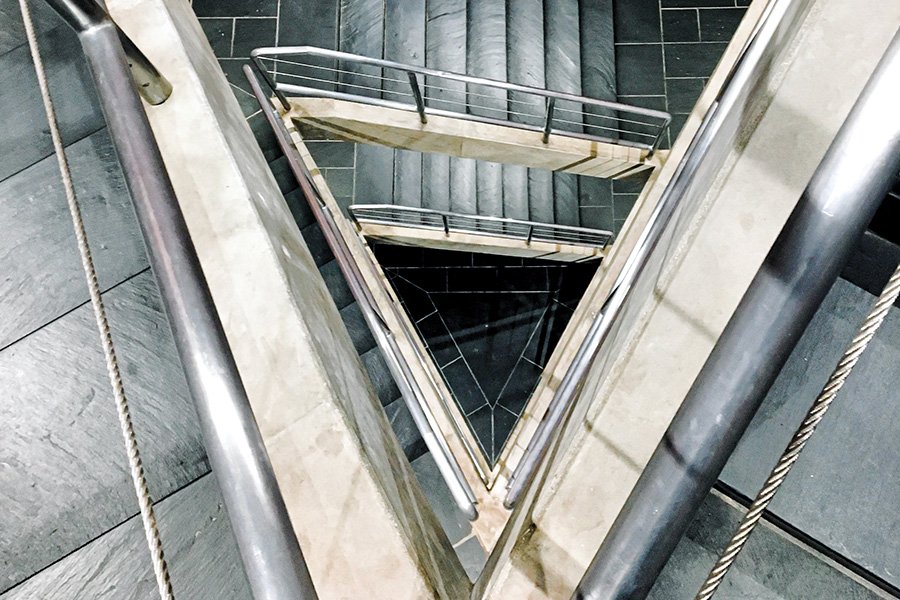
[40,1,319,599]
[349,204,613,250]
[243,65,482,520]
[249,46,671,155]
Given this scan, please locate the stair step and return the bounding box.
[385,397,429,462]
[339,301,378,355]
[506,0,549,223]
[318,259,355,310]
[283,187,316,229]
[545,0,582,228]
[299,221,334,267]
[467,0,506,218]
[577,0,616,231]
[502,164,530,221]
[339,0,396,210]
[268,155,299,195]
[250,113,281,162]
[425,0,472,216]
[386,0,425,209]
[393,149,424,208]
[354,143,395,205]
[360,346,402,407]
[450,157,477,214]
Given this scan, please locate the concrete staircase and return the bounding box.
[319,0,616,229]
[251,0,616,466]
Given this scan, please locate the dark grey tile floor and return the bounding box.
[610,0,748,208]
[376,245,597,465]
[649,490,885,600]
[0,6,248,596]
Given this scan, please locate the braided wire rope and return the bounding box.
[19,1,174,597]
[696,262,900,600]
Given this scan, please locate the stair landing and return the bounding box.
[287,97,664,180]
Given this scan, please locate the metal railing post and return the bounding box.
[407,71,427,124]
[526,224,534,244]
[42,1,319,598]
[442,213,450,235]
[249,51,289,110]
[542,97,555,144]
[646,115,671,158]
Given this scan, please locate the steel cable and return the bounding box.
[695,262,900,600]
[19,1,174,598]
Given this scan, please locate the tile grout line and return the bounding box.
[0,471,214,597]
[658,0,671,149]
[0,266,153,356]
[229,18,236,58]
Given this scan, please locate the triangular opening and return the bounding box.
[373,244,597,466]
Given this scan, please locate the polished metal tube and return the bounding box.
[44,0,172,104]
[54,9,317,600]
[573,29,900,600]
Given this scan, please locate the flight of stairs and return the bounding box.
[252,0,617,465]
[302,0,617,230]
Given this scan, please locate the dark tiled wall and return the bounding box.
[376,245,596,465]
[614,0,747,144]
[611,0,747,203]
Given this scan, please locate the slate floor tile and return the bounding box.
[662,9,700,43]
[615,43,665,95]
[198,18,233,56]
[613,0,662,43]
[192,0,277,17]
[699,8,746,42]
[232,17,277,58]
[666,77,706,114]
[664,42,729,78]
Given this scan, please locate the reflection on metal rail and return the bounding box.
[42,1,319,599]
[576,27,900,600]
[349,204,614,250]
[504,0,815,519]
[243,65,480,520]
[249,45,671,155]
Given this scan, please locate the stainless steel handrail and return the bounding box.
[250,46,671,154]
[576,27,900,600]
[504,0,814,511]
[243,65,480,519]
[44,0,172,104]
[349,204,614,249]
[42,1,318,599]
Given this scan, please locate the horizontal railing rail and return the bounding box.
[244,65,482,520]
[349,204,613,250]
[250,46,671,154]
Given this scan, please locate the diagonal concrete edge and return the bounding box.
[102,0,470,597]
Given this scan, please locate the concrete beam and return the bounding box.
[287,97,658,179]
[482,0,900,597]
[103,0,469,597]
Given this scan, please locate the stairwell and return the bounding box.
[277,0,619,230]
[246,0,620,472]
